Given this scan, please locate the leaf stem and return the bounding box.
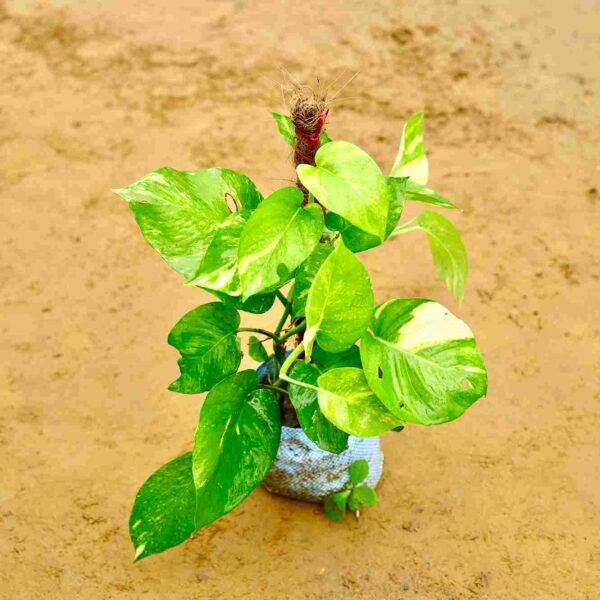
[274,290,294,336]
[274,305,292,338]
[275,290,291,309]
[391,218,421,237]
[280,321,305,343]
[238,327,281,345]
[278,341,321,393]
[393,225,421,236]
[260,384,289,396]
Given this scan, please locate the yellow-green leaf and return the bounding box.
[304,239,373,357]
[317,368,402,437]
[390,111,429,185]
[114,167,262,280]
[361,299,487,425]
[297,142,390,241]
[238,187,324,299]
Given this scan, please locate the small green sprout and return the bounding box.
[324,459,379,522]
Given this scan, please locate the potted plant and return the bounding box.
[114,86,487,560]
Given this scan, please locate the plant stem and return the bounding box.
[275,290,291,309]
[391,218,421,237]
[272,291,296,381]
[280,321,305,343]
[260,384,289,396]
[238,327,282,345]
[274,301,292,337]
[278,341,321,393]
[392,225,421,236]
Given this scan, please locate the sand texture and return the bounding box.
[1,0,599,598]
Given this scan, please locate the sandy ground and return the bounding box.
[1,0,599,598]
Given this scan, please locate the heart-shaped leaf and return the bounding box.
[393,210,467,302]
[390,111,429,185]
[114,167,262,280]
[188,211,249,295]
[325,177,406,253]
[238,186,324,299]
[360,299,487,425]
[130,452,196,561]
[192,370,280,528]
[304,239,374,357]
[168,302,241,394]
[292,242,334,318]
[317,367,402,437]
[288,362,349,454]
[297,142,390,241]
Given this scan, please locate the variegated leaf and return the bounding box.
[238,186,324,299]
[168,302,241,394]
[304,238,374,357]
[361,299,487,425]
[324,177,407,253]
[393,210,467,302]
[114,168,262,280]
[404,180,456,209]
[188,211,249,295]
[317,367,402,437]
[390,111,429,185]
[297,142,390,241]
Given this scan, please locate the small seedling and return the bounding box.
[325,460,379,522]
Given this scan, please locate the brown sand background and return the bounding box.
[1,0,599,598]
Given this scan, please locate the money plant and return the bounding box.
[114,91,487,560]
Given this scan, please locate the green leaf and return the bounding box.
[349,459,369,485]
[348,485,379,511]
[297,142,390,241]
[394,210,468,302]
[390,111,429,185]
[317,367,402,437]
[324,490,351,522]
[130,453,196,560]
[192,370,281,528]
[272,112,296,146]
[288,362,349,454]
[272,112,332,147]
[168,303,241,394]
[320,129,333,145]
[385,176,408,235]
[420,211,468,302]
[325,177,406,253]
[360,299,487,425]
[312,344,362,371]
[205,289,276,314]
[405,180,455,209]
[248,336,269,362]
[187,211,248,295]
[392,425,405,432]
[113,167,262,280]
[292,242,334,318]
[238,186,324,299]
[304,239,374,356]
